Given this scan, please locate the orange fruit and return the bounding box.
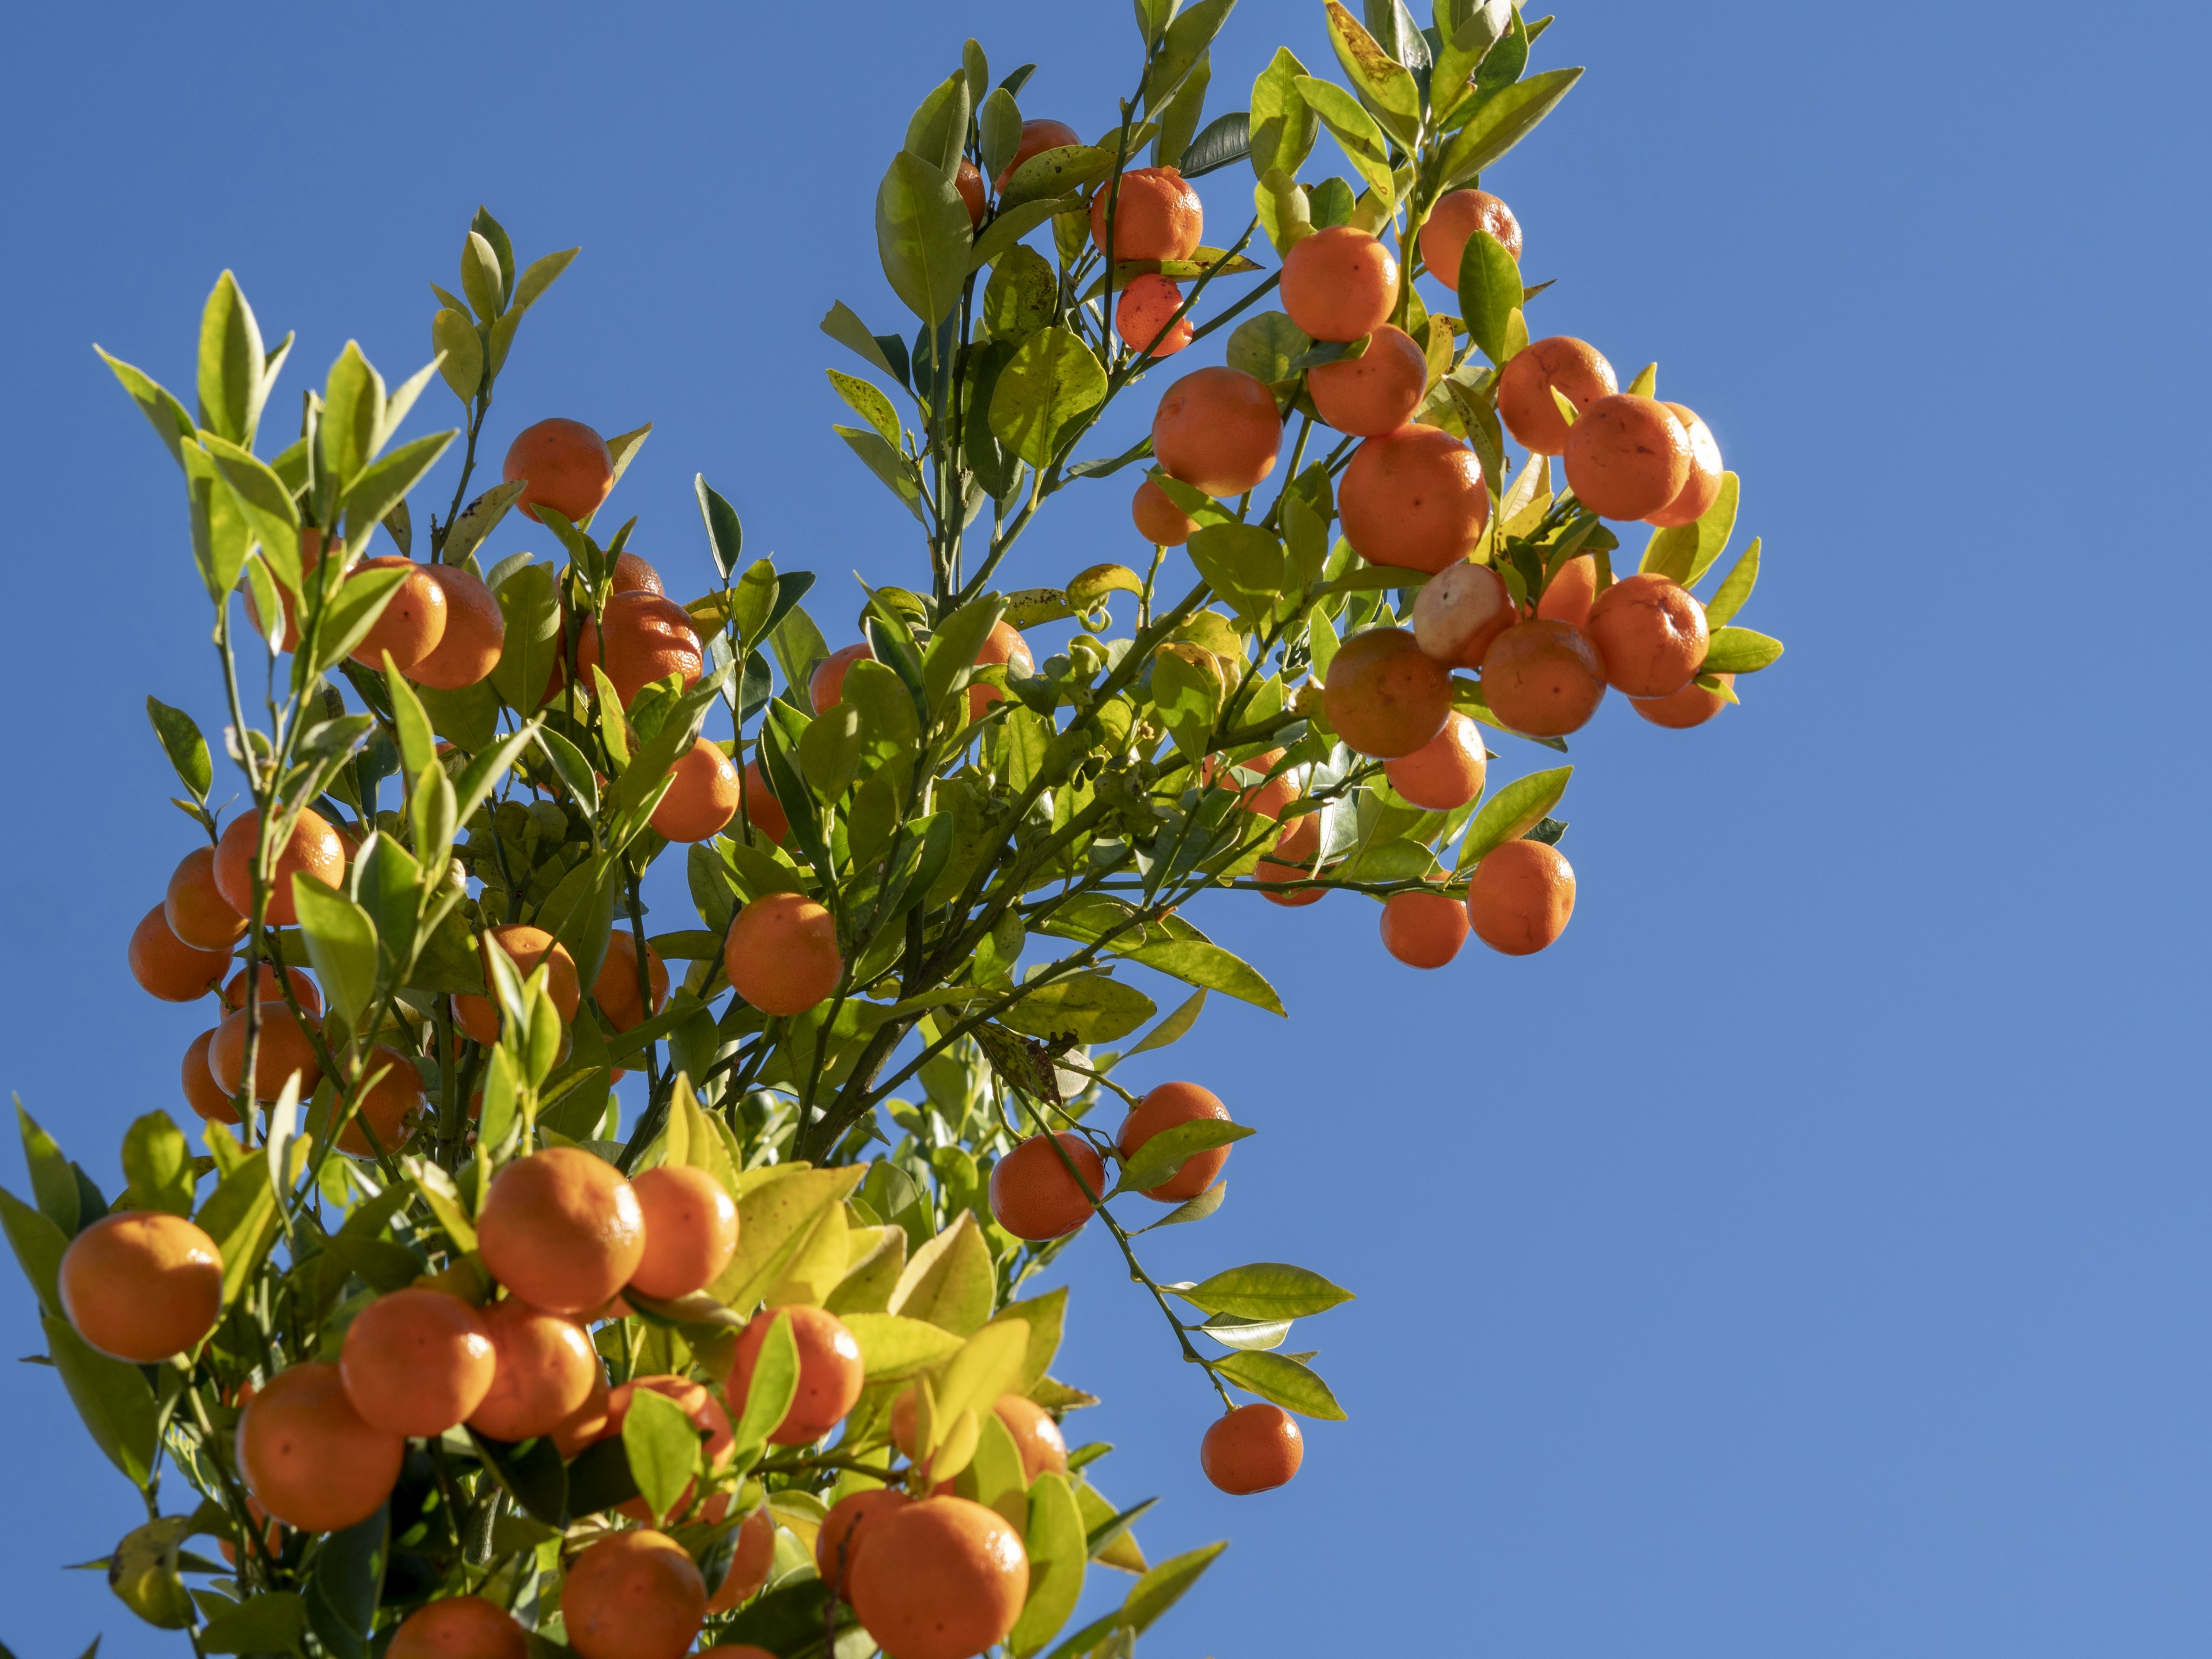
[477,1147,646,1316]
[1465,839,1575,955]
[209,1001,324,1100]
[550,1363,612,1457]
[236,1361,405,1531]
[1497,336,1616,456]
[809,642,874,713]
[164,846,246,950]
[650,738,742,843]
[728,1305,865,1445]
[1089,166,1202,260]
[408,565,507,691]
[741,760,789,845]
[1412,560,1516,670]
[1131,478,1198,546]
[1418,187,1524,278]
[561,1529,704,1659]
[1479,619,1607,737]
[339,1286,497,1437]
[503,419,614,526]
[1323,627,1454,758]
[1308,324,1429,437]
[181,1031,238,1124]
[349,555,450,672]
[724,892,842,1017]
[1200,1402,1303,1494]
[611,551,663,595]
[575,592,704,706]
[955,159,986,227]
[1632,672,1733,729]
[1113,273,1192,357]
[817,1488,912,1597]
[213,806,345,927]
[1152,367,1282,498]
[128,905,231,1002]
[1256,853,1325,907]
[222,964,321,1016]
[1380,889,1470,968]
[627,1165,738,1300]
[1280,226,1399,342]
[594,927,669,1035]
[1270,809,1321,866]
[994,119,1081,191]
[969,619,1033,719]
[988,1132,1105,1240]
[1646,402,1725,527]
[848,1497,1029,1659]
[1563,393,1691,521]
[1339,424,1490,573]
[467,1297,599,1441]
[1221,747,1297,824]
[1536,552,1597,630]
[601,1375,734,1522]
[994,1394,1069,1480]
[1585,572,1709,698]
[58,1211,222,1362]
[337,1044,426,1157]
[1115,1081,1232,1201]
[455,923,581,1047]
[707,1505,778,1613]
[1384,711,1486,809]
[388,1596,528,1659]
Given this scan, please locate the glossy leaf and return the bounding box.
[1113,1119,1255,1197]
[1293,77,1397,210]
[1700,626,1785,674]
[622,1387,701,1524]
[730,1309,801,1452]
[291,876,379,1027]
[198,1590,306,1655]
[999,973,1157,1044]
[1642,471,1740,586]
[989,327,1108,468]
[1249,48,1316,182]
[1213,1349,1349,1418]
[1456,226,1521,364]
[876,150,973,327]
[1436,65,1584,188]
[196,271,267,445]
[144,698,212,802]
[1009,1472,1088,1655]
[1458,765,1571,864]
[1173,1261,1355,1320]
[889,1210,996,1336]
[1702,536,1762,628]
[1325,1,1422,145]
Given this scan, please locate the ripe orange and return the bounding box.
[59,1211,222,1362]
[1223,746,1297,825]
[707,1505,778,1613]
[408,565,507,691]
[601,1375,734,1522]
[1646,402,1725,527]
[728,1305,865,1445]
[995,119,1081,191]
[339,1286,497,1437]
[503,419,615,527]
[849,1497,1029,1659]
[349,555,450,673]
[1281,226,1399,342]
[627,1165,738,1300]
[1497,336,1616,456]
[209,1002,324,1100]
[1536,552,1597,630]
[467,1297,600,1441]
[955,159,986,227]
[550,1363,612,1457]
[817,1488,912,1597]
[1465,839,1575,955]
[1340,425,1490,573]
[1200,1402,1303,1494]
[222,964,321,1016]
[454,923,581,1047]
[1308,324,1429,437]
[594,928,669,1035]
[741,760,789,844]
[236,1361,405,1531]
[164,846,246,950]
[181,1031,238,1124]
[388,1596,528,1659]
[1380,889,1470,968]
[1632,672,1733,729]
[1113,274,1192,357]
[611,551,664,595]
[1586,572,1709,698]
[1412,560,1516,670]
[1479,619,1607,737]
[1270,809,1321,866]
[650,738,741,843]
[477,1146,646,1316]
[1419,187,1524,278]
[1256,853,1325,907]
[1090,166,1202,260]
[809,642,873,713]
[994,1393,1069,1480]
[128,905,231,1002]
[724,892,842,1017]
[969,619,1033,719]
[1131,478,1198,546]
[988,1132,1105,1240]
[1152,367,1282,498]
[337,1044,425,1157]
[575,592,704,706]
[1385,711,1487,809]
[213,806,345,927]
[1323,627,1454,758]
[562,1529,705,1659]
[1563,394,1692,521]
[1116,1081,1232,1201]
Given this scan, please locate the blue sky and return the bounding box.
[2,1,2207,1654]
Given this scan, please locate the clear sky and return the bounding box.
[2,1,2206,1654]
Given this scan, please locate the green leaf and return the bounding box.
[1249,48,1316,183]
[1431,0,1515,124]
[1700,626,1785,675]
[1002,145,1115,207]
[827,370,901,449]
[320,340,383,488]
[905,71,974,179]
[1009,1472,1088,1656]
[841,1311,965,1381]
[979,86,1023,183]
[17,1104,79,1234]
[306,1505,388,1659]
[1642,471,1740,586]
[514,246,579,313]
[488,562,562,712]
[983,248,1059,343]
[877,150,974,327]
[0,1188,67,1316]
[344,429,457,548]
[537,851,624,993]
[197,271,267,445]
[731,1306,801,1451]
[1226,310,1312,384]
[969,195,1082,270]
[94,348,196,466]
[144,698,212,803]
[988,1287,1067,1391]
[714,1167,864,1313]
[107,1515,199,1630]
[1325,1,1422,146]
[834,426,923,520]
[1702,536,1760,628]
[1120,940,1282,1015]
[1435,66,1584,190]
[1113,1119,1255,1198]
[291,876,381,1028]
[1459,764,1571,865]
[43,1317,159,1488]
[1455,226,1522,365]
[441,479,525,569]
[1293,77,1397,210]
[998,974,1157,1044]
[1187,523,1286,619]
[1122,1539,1230,1634]
[118,1112,194,1217]
[311,565,409,673]
[1126,988,1206,1056]
[197,1151,279,1310]
[1173,1262,1355,1320]
[198,1589,306,1655]
[989,327,1108,469]
[889,1210,996,1337]
[1213,1349,1348,1419]
[622,1387,702,1524]
[820,301,905,382]
[923,593,1008,714]
[431,308,483,403]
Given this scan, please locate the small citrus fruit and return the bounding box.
[1323,627,1454,758]
[969,619,1033,719]
[128,905,231,1002]
[180,1031,238,1124]
[1384,711,1487,809]
[628,1165,739,1301]
[1114,273,1192,357]
[1563,393,1692,521]
[1131,478,1198,546]
[59,1211,222,1362]
[809,642,873,713]
[593,928,669,1035]
[408,566,506,691]
[995,119,1081,191]
[388,1596,528,1659]
[724,893,842,1017]
[1152,367,1282,497]
[339,1286,497,1437]
[728,1305,865,1445]
[562,1529,704,1659]
[988,1132,1105,1240]
[237,1362,404,1532]
[817,1489,911,1597]
[1585,572,1709,698]
[1116,1082,1232,1201]
[1281,225,1399,342]
[741,760,789,844]
[707,1505,778,1613]
[1380,889,1471,968]
[1419,187,1524,277]
[1090,166,1202,260]
[1339,424,1490,573]
[213,807,345,927]
[575,592,704,706]
[209,1001,323,1099]
[848,1497,1029,1659]
[337,1044,425,1157]
[1308,323,1429,436]
[467,1297,599,1441]
[1412,560,1516,669]
[650,738,741,843]
[503,419,614,526]
[1497,336,1616,456]
[222,964,321,1015]
[1200,1402,1303,1494]
[1479,619,1607,737]
[348,556,449,672]
[1536,553,1597,630]
[601,1375,734,1522]
[476,1146,646,1316]
[1465,839,1575,955]
[1645,402,1725,527]
[164,846,247,950]
[1632,672,1733,729]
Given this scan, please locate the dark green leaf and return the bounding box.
[144,698,212,804]
[877,151,974,328]
[43,1317,160,1488]
[1455,226,1522,365]
[198,1589,306,1655]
